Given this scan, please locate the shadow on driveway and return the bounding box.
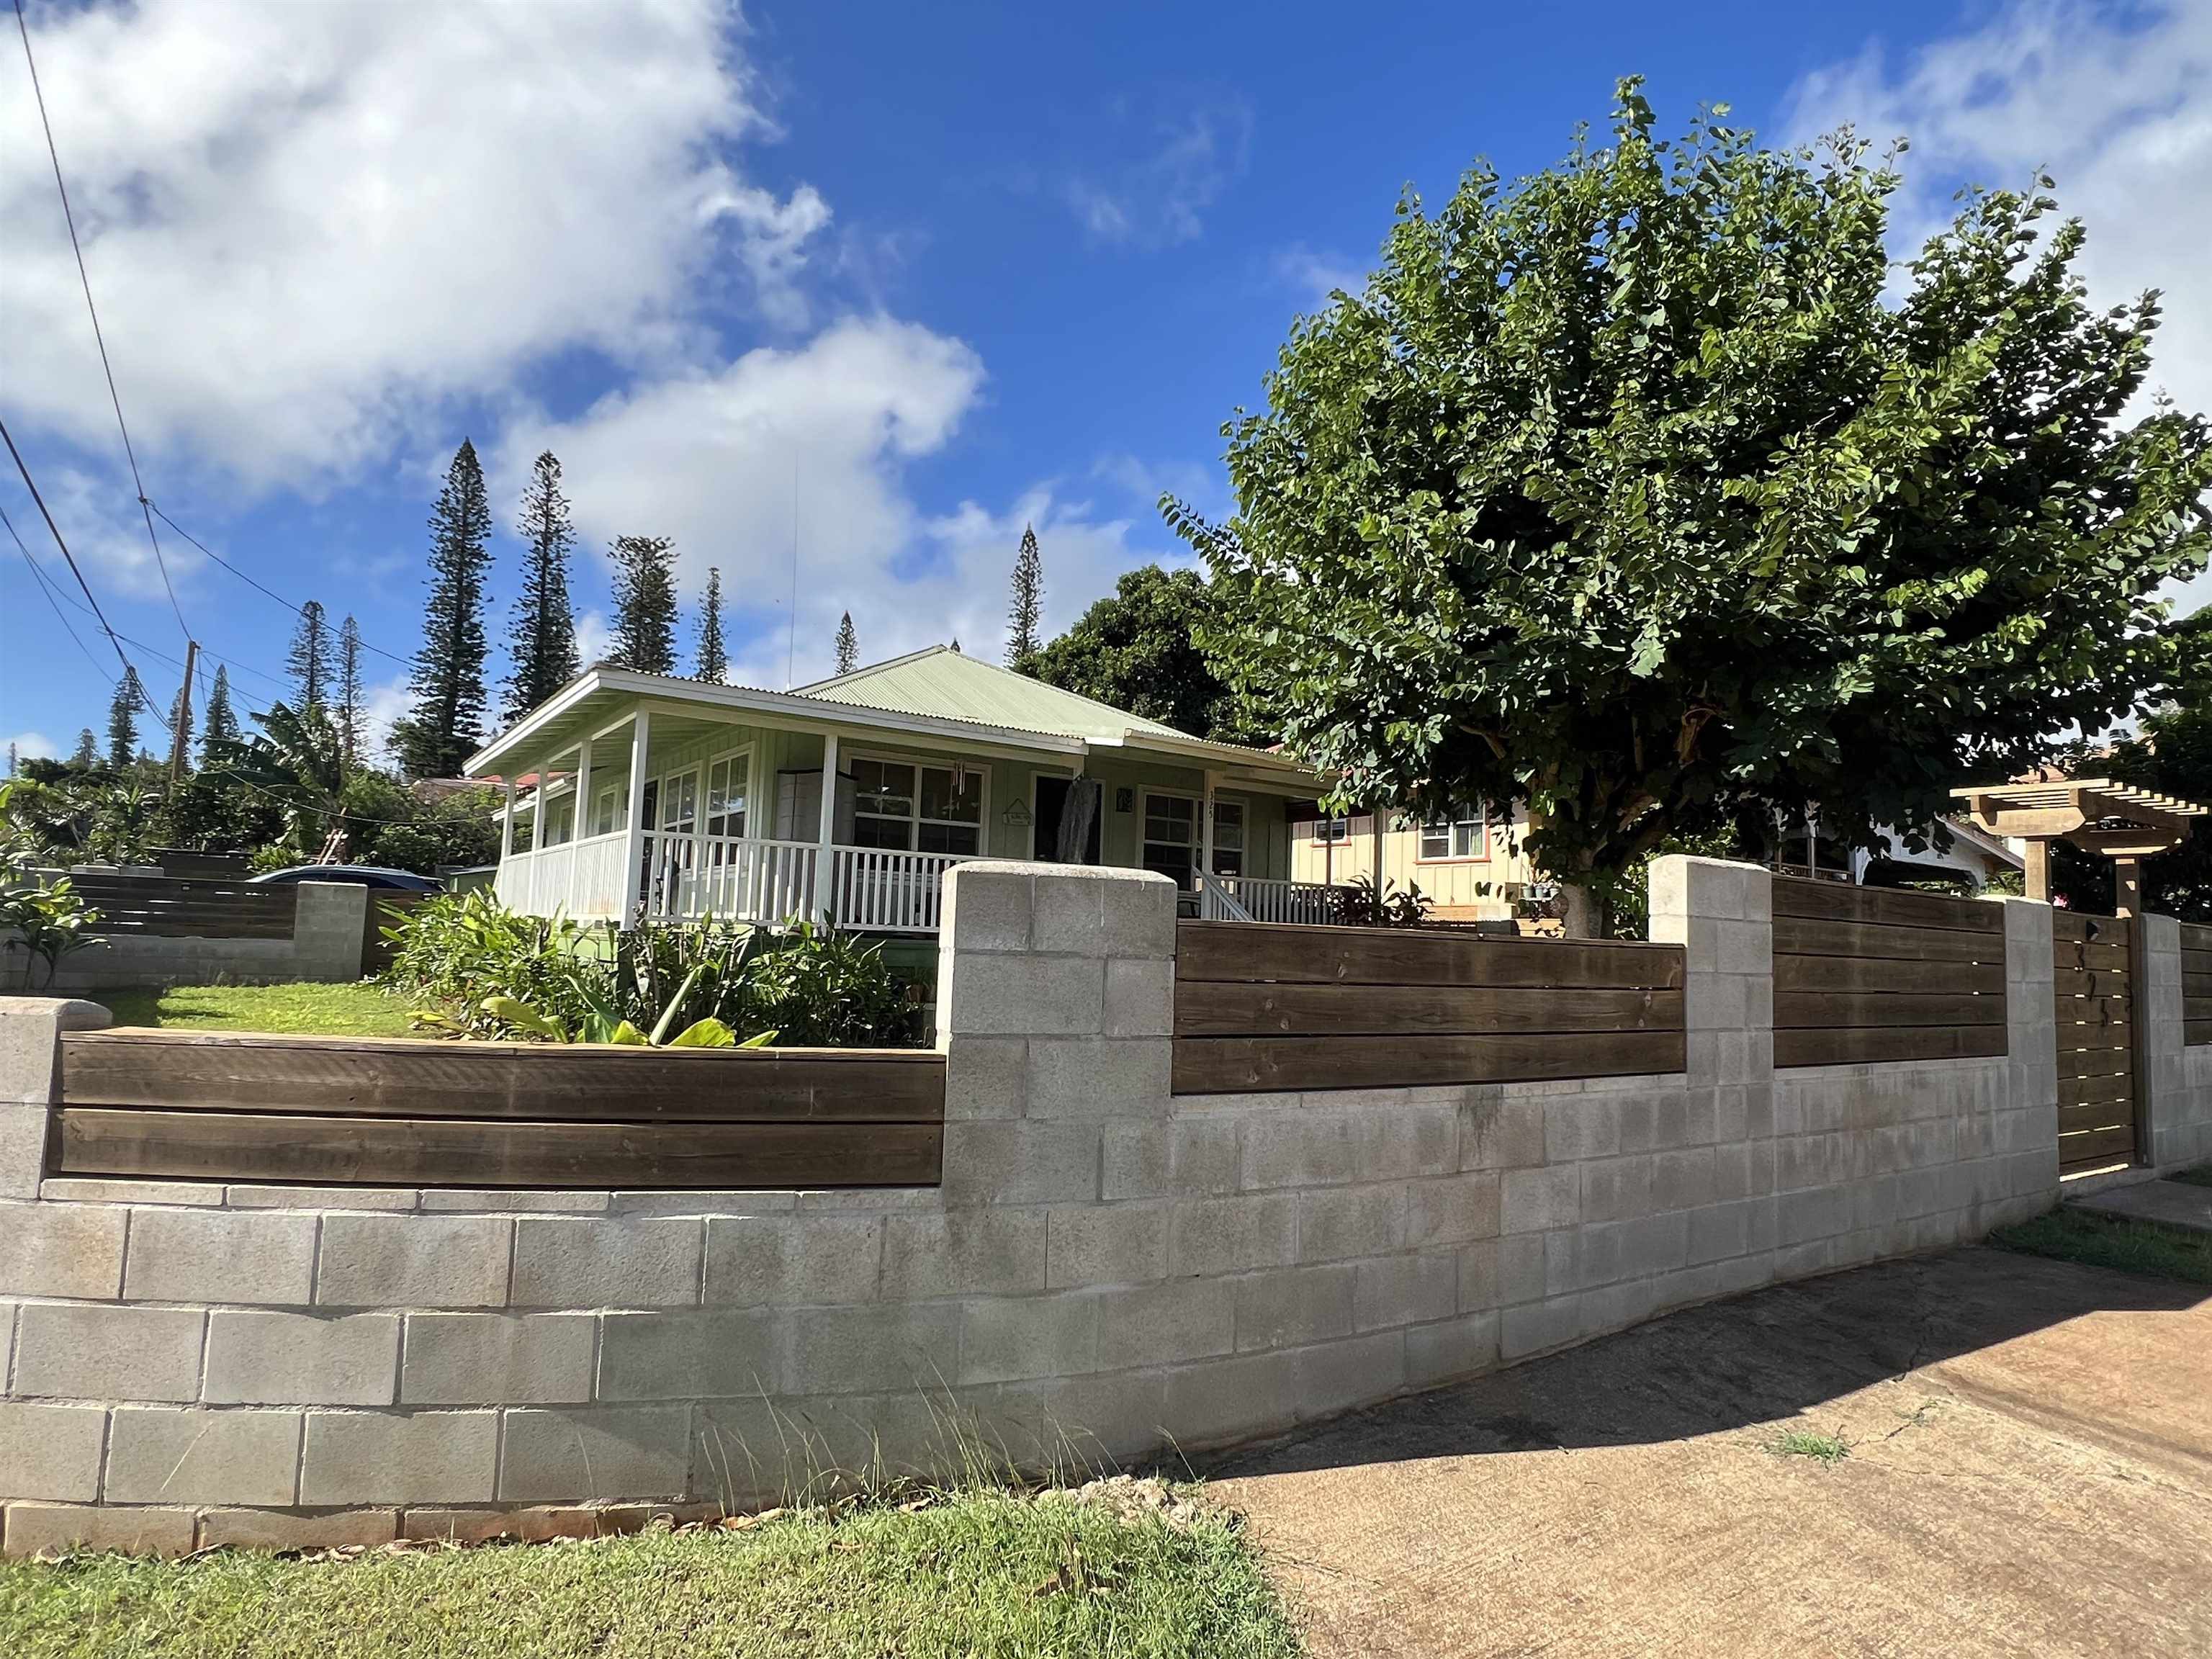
[1211,1248,2211,1658]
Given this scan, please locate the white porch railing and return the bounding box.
[828,847,971,932]
[642,832,819,925]
[499,840,1348,933]
[1198,872,1349,925]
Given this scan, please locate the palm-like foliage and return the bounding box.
[222,701,348,855]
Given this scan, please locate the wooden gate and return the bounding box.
[2053,912,2137,1175]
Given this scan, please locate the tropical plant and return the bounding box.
[0,787,104,989]
[1326,874,1431,928]
[220,701,347,855]
[1169,80,2212,932]
[382,889,606,1037]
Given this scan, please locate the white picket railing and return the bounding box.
[1199,872,1348,925]
[830,846,972,932]
[503,837,1344,933]
[639,832,819,925]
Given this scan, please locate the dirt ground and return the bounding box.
[1212,1248,2212,1658]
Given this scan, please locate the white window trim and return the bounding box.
[1210,795,1249,877]
[848,749,990,858]
[655,763,702,834]
[1417,803,1491,864]
[593,783,624,838]
[701,742,755,842]
[1138,786,1202,890]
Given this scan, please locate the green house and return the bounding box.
[467,647,1339,932]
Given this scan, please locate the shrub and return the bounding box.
[382,893,920,1048]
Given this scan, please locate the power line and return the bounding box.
[12,0,190,646]
[1,412,138,684]
[143,499,414,669]
[3,501,112,680]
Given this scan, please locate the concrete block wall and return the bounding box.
[40,879,370,992]
[2141,916,2212,1172]
[0,858,2070,1551]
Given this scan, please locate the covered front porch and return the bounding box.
[474,665,1346,934]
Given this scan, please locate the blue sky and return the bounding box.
[4,0,2207,765]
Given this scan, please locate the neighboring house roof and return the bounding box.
[464,649,1319,791]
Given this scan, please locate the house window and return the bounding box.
[705,750,750,839]
[1210,799,1246,876]
[659,768,698,834]
[541,794,575,848]
[850,756,984,856]
[593,786,623,837]
[1310,816,1352,845]
[1419,804,1488,861]
[1142,792,1198,889]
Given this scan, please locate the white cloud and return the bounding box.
[1064,99,1251,248]
[1786,0,2212,616]
[0,0,825,487]
[358,677,409,771]
[8,731,59,765]
[1271,244,1367,307]
[573,611,614,671]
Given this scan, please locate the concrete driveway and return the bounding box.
[1212,1248,2212,1658]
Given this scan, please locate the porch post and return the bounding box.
[500,775,516,863]
[814,730,840,927]
[1200,769,1218,878]
[571,737,593,914]
[620,709,652,930]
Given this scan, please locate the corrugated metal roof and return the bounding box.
[799,647,1199,745]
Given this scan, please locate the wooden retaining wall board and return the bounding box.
[56,872,299,940]
[53,1030,945,1189]
[2182,920,2212,1048]
[2052,911,2136,1177]
[1172,920,1686,1094]
[1771,878,2008,1070]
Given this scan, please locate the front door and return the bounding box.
[1033,775,1101,864]
[634,778,662,909]
[2053,911,2138,1175]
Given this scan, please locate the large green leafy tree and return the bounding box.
[392,440,495,779]
[505,449,580,720]
[1028,565,1273,743]
[1170,82,2212,929]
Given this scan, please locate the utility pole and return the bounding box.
[168,638,198,782]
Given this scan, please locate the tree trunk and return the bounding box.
[1555,881,1596,939]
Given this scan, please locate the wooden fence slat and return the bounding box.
[2050,912,2134,944]
[2186,1020,2212,1048]
[1770,878,2002,933]
[1772,955,2005,997]
[1173,921,1686,990]
[2056,1046,2133,1082]
[1773,992,2005,1030]
[2057,1074,2134,1112]
[1771,917,2005,964]
[1170,1030,1685,1094]
[54,1110,942,1189]
[2058,1123,2135,1168]
[1773,1025,2008,1069]
[2048,940,2134,974]
[1172,982,1682,1038]
[60,1031,945,1123]
[2056,1097,2135,1134]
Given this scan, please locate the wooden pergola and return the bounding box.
[1951,777,2206,915]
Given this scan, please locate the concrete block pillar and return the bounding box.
[1991,897,2059,1197]
[1648,856,1773,1102]
[0,997,112,1196]
[935,861,1177,1210]
[2136,914,2203,1171]
[292,881,372,982]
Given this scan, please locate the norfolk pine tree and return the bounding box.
[70,729,97,768]
[199,665,240,763]
[106,669,142,768]
[609,534,679,674]
[287,601,330,710]
[696,565,728,680]
[391,440,495,778]
[1007,523,1043,670]
[1170,82,2212,932]
[336,616,364,773]
[834,611,859,675]
[505,450,580,720]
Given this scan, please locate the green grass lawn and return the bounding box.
[0,1495,1300,1659]
[84,981,422,1039]
[1990,1206,2212,1285]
